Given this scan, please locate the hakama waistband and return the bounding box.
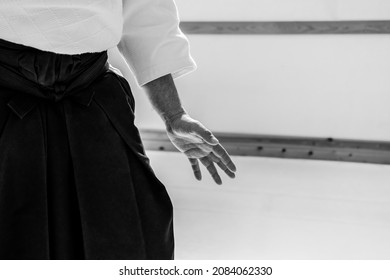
[0,38,108,119]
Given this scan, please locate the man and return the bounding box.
[0,0,236,259]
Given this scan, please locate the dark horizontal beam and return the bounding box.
[140,129,390,165]
[180,21,390,35]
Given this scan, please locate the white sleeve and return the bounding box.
[118,0,197,86]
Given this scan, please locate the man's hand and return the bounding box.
[143,74,236,184]
[166,113,236,185]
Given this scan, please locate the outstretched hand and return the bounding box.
[141,74,236,184]
[166,113,236,185]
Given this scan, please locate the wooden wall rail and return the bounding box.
[140,129,390,165]
[180,21,390,35]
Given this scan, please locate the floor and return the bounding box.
[146,151,390,259]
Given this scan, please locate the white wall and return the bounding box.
[174,35,390,140]
[176,0,390,21]
[110,0,390,141]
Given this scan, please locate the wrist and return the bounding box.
[162,108,187,128]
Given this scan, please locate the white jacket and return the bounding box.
[0,0,196,85]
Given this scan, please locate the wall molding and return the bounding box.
[140,129,390,165]
[180,21,390,34]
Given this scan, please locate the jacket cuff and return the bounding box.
[136,56,197,86]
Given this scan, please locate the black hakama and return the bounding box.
[0,39,174,260]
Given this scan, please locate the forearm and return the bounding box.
[142,74,186,126]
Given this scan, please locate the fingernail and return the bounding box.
[210,136,219,144]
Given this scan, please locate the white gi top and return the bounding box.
[0,0,196,86]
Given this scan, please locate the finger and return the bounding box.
[212,144,237,172]
[209,153,236,179]
[189,158,202,180]
[217,161,236,178]
[200,157,222,185]
[191,122,219,145]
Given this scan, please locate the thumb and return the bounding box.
[192,122,219,145]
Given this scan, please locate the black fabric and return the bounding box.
[0,39,174,260]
